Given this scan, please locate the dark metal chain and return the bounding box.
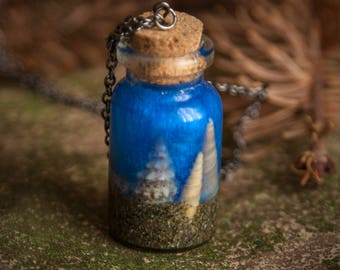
[102,1,268,176]
[211,81,268,178]
[101,2,177,156]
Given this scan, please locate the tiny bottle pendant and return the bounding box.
[108,11,223,250]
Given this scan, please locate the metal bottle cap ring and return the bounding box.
[153,2,177,30]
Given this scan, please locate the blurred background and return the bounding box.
[1,0,339,74]
[0,1,339,269]
[1,0,339,141]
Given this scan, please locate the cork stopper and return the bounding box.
[117,11,213,85]
[131,11,203,57]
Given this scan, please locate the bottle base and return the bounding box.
[110,231,212,252]
[109,192,217,250]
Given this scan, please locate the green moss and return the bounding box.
[322,257,339,270]
[251,230,285,253]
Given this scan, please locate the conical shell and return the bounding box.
[202,119,219,200]
[181,152,203,220]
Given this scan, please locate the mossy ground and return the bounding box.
[0,69,339,269]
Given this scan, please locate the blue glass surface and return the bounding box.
[110,72,223,202]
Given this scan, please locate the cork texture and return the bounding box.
[118,51,206,84]
[131,11,203,57]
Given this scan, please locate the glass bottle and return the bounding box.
[109,35,223,250]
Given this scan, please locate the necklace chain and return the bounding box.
[102,2,268,175]
[210,81,268,178]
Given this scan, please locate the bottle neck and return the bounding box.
[117,34,214,85]
[119,51,206,85]
[126,71,204,88]
[126,69,204,86]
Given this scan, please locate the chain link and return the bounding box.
[102,1,268,176]
[210,81,268,178]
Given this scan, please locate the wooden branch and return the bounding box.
[212,34,295,82]
[251,0,310,69]
[247,30,308,80]
[266,94,300,109]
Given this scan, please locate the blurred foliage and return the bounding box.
[0,0,339,77]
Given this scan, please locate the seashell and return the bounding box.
[202,119,219,200]
[135,140,177,204]
[181,152,203,219]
